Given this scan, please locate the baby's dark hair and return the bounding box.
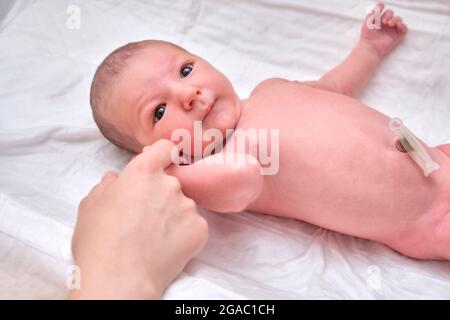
[90,39,183,153]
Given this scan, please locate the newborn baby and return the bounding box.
[90,4,450,260]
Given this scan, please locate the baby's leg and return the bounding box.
[388,145,450,260]
[392,198,450,260]
[422,145,450,260]
[437,143,450,158]
[433,209,450,260]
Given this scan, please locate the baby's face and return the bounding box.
[110,43,242,154]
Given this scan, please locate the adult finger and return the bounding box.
[123,139,179,175]
[142,139,179,170]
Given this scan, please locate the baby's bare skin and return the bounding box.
[101,4,450,260]
[240,80,450,259]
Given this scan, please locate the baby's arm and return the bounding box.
[303,3,407,97]
[166,153,264,213]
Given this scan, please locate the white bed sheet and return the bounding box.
[0,0,449,299]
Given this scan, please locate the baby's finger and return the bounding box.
[402,23,408,33]
[388,16,400,27]
[388,20,395,27]
[367,2,384,17]
[382,9,393,23]
[398,21,407,33]
[372,2,384,15]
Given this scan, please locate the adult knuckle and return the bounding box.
[198,216,208,231]
[78,198,86,209]
[146,160,160,172]
[177,199,198,219]
[136,148,161,172]
[183,197,197,210]
[166,176,182,191]
[78,196,90,212]
[89,183,100,194]
[196,217,209,241]
[137,158,159,174]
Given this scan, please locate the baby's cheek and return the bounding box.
[165,120,194,143]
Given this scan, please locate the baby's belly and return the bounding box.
[240,84,447,241]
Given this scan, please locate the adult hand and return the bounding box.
[69,139,208,299]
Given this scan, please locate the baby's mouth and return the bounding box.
[201,99,216,121]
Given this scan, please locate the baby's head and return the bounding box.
[90,40,242,155]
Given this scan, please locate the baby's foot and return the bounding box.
[360,2,408,59]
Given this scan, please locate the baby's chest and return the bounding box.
[240,82,351,131]
[240,82,389,140]
[234,84,394,169]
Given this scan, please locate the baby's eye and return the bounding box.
[180,64,193,78]
[153,104,166,123]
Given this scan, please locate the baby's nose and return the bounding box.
[181,86,201,111]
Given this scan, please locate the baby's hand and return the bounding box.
[360,3,408,59]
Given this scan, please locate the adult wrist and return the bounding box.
[67,262,161,300]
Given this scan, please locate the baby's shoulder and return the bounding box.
[250,77,290,97]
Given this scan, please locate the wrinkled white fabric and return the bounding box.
[0,0,449,299]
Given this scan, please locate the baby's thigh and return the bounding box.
[437,143,450,158]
